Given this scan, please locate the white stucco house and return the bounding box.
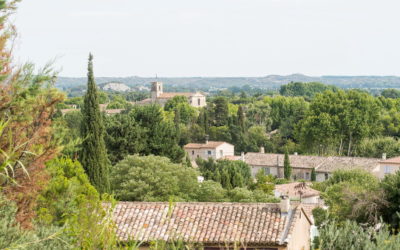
[377,156,400,178]
[184,141,235,161]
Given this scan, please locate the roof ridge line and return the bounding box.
[279,207,296,245]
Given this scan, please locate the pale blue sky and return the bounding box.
[13,0,400,77]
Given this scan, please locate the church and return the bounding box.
[137,81,206,108]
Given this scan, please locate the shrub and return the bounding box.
[36,158,99,226]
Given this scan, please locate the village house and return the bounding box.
[184,140,235,161]
[109,200,312,250]
[377,155,400,178]
[244,148,382,181]
[274,182,321,204]
[137,81,206,108]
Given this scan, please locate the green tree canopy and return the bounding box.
[110,155,199,201]
[296,90,381,155]
[279,81,338,100]
[104,113,146,165]
[381,88,400,99]
[36,158,99,226]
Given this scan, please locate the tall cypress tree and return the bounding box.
[237,105,246,132]
[311,168,316,182]
[80,53,110,193]
[284,149,292,180]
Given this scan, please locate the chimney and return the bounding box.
[382,153,387,160]
[205,135,209,144]
[241,152,245,162]
[280,195,290,214]
[294,152,298,156]
[260,147,265,154]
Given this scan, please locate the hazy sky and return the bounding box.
[13,0,400,77]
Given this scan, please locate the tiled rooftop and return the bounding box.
[109,202,305,246]
[275,182,320,198]
[184,141,231,149]
[245,153,380,173]
[380,156,400,164]
[158,92,196,99]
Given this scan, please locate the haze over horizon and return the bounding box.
[14,0,400,77]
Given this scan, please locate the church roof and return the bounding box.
[158,92,203,99]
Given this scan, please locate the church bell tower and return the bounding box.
[151,81,163,100]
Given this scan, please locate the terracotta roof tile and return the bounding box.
[380,156,400,164]
[158,92,195,99]
[109,202,302,246]
[275,182,320,198]
[223,155,241,161]
[184,141,232,149]
[245,153,380,173]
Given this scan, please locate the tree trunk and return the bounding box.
[347,133,353,156]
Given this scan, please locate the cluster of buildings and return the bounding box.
[137,81,207,107]
[184,141,400,181]
[63,82,400,249]
[60,81,207,115]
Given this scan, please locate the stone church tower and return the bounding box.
[151,81,163,100]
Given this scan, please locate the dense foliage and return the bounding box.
[36,158,99,226]
[197,158,252,189]
[314,220,400,250]
[279,81,338,100]
[110,155,198,201]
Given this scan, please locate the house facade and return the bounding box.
[377,156,400,178]
[109,201,312,250]
[137,81,206,108]
[184,141,235,161]
[244,151,381,181]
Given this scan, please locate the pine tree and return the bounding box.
[311,168,316,181]
[80,53,110,193]
[284,149,292,180]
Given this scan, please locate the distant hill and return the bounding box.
[100,82,130,92]
[56,74,400,94]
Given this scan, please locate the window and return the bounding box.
[324,173,329,180]
[264,167,270,175]
[208,150,212,155]
[220,149,223,157]
[305,172,310,180]
[384,166,391,174]
[198,98,201,106]
[192,150,194,155]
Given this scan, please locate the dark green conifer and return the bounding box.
[80,53,110,193]
[237,105,246,132]
[311,168,316,181]
[284,149,292,180]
